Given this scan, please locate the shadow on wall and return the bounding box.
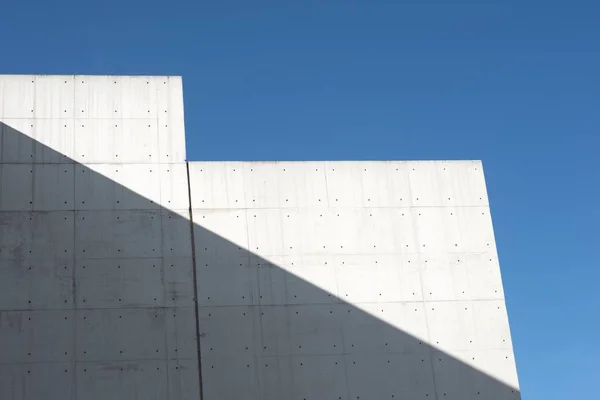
[0,121,519,400]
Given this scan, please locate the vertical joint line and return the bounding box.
[71,158,78,400]
[186,162,204,400]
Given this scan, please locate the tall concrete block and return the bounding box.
[1,74,520,400]
[0,75,199,400]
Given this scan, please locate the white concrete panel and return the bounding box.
[341,302,428,354]
[75,258,165,309]
[333,209,366,254]
[201,355,258,400]
[194,209,248,254]
[466,254,506,300]
[255,262,291,306]
[159,163,189,209]
[432,349,520,400]
[0,75,35,118]
[276,161,328,208]
[164,258,196,307]
[198,306,256,358]
[421,253,505,302]
[0,362,75,400]
[76,308,166,361]
[324,162,363,207]
[386,161,414,206]
[157,76,186,163]
[0,211,74,260]
[0,259,73,310]
[356,161,412,207]
[281,208,353,255]
[282,264,339,305]
[408,161,445,206]
[76,164,180,211]
[335,262,423,304]
[32,118,76,163]
[333,254,423,302]
[166,306,198,359]
[112,119,160,163]
[251,306,290,356]
[335,264,380,303]
[457,349,520,392]
[75,211,162,259]
[111,164,161,208]
[168,359,201,400]
[338,209,372,254]
[119,76,159,118]
[380,302,431,349]
[1,118,75,164]
[439,161,489,206]
[288,355,348,400]
[33,164,75,211]
[162,209,193,258]
[74,258,193,309]
[421,254,470,301]
[285,305,345,356]
[470,300,514,351]
[345,352,435,400]
[76,360,168,400]
[73,119,159,163]
[243,162,280,208]
[408,161,490,207]
[158,118,186,163]
[74,75,122,118]
[374,260,423,302]
[0,119,36,163]
[456,206,497,253]
[254,357,295,400]
[360,208,414,254]
[413,206,462,254]
[425,301,478,352]
[247,208,284,255]
[73,119,116,163]
[189,162,246,209]
[280,208,416,256]
[0,310,75,363]
[196,254,257,307]
[0,164,33,210]
[74,164,118,210]
[34,76,75,119]
[323,161,414,208]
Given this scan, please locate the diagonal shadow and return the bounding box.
[0,119,520,400]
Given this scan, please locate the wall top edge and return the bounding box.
[186,160,483,164]
[0,74,182,79]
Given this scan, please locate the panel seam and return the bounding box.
[186,162,204,399]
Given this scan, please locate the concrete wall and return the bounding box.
[0,75,199,400]
[0,74,520,400]
[190,161,520,400]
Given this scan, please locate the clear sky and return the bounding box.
[2,0,599,398]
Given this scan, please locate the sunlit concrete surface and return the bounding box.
[0,75,520,399]
[190,161,520,399]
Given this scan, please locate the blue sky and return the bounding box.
[2,0,599,398]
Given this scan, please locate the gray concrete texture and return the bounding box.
[0,75,520,399]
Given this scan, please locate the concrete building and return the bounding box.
[0,75,520,399]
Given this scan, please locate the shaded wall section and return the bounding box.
[0,75,199,399]
[0,74,520,400]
